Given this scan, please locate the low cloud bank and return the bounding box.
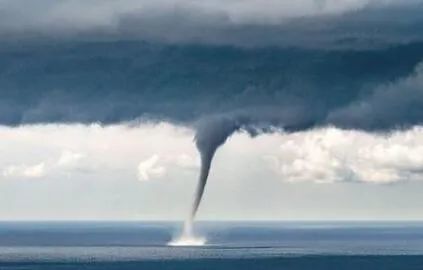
[265,127,423,184]
[2,124,423,185]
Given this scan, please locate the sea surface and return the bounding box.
[1,221,423,269]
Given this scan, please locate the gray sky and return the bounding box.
[1,0,422,47]
[1,0,423,221]
[2,124,423,220]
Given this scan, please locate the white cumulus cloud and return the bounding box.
[2,163,46,179]
[137,153,199,182]
[57,150,85,167]
[137,154,167,181]
[265,127,423,184]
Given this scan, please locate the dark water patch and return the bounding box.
[2,256,423,270]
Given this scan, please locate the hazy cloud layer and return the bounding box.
[2,162,46,179]
[137,154,199,181]
[1,0,423,47]
[0,0,382,33]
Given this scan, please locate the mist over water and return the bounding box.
[168,221,206,247]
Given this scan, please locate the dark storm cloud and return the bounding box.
[0,40,422,128]
[0,0,423,49]
[2,0,423,219]
[328,62,423,130]
[0,41,420,126]
[116,2,423,49]
[0,0,422,139]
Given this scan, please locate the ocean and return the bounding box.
[1,221,423,269]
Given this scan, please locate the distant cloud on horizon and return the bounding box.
[2,162,46,179]
[3,124,423,185]
[264,127,423,184]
